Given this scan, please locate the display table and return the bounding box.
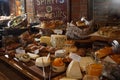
[0,35,120,80]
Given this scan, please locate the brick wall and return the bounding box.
[26,0,35,23]
[71,0,88,21]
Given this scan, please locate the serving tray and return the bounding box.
[0,55,65,80]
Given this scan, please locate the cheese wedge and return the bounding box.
[66,60,82,79]
[79,57,95,72]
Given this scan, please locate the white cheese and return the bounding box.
[66,60,82,79]
[35,57,50,67]
[79,57,95,72]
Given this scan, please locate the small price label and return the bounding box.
[16,48,25,54]
[54,29,63,35]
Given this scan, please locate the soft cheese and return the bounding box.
[79,57,95,72]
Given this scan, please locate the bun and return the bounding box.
[65,40,75,45]
[110,54,120,64]
[95,47,112,58]
[98,26,120,38]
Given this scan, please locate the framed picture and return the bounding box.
[33,0,70,22]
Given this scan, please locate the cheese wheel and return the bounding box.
[35,57,50,67]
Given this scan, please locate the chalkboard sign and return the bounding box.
[33,0,70,22]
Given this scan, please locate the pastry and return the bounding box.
[76,48,86,56]
[86,63,103,77]
[95,47,112,58]
[110,54,120,64]
[98,26,120,39]
[65,40,75,45]
[52,58,65,72]
[64,40,77,54]
[83,75,99,80]
[76,21,85,27]
[6,43,21,50]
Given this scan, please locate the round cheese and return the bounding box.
[35,57,50,67]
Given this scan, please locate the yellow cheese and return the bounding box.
[40,36,51,46]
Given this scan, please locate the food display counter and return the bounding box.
[0,33,120,80]
[0,15,120,80]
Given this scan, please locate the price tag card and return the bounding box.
[34,49,39,54]
[69,53,81,62]
[54,29,63,35]
[16,47,25,54]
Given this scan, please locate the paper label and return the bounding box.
[54,29,63,35]
[16,47,25,54]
